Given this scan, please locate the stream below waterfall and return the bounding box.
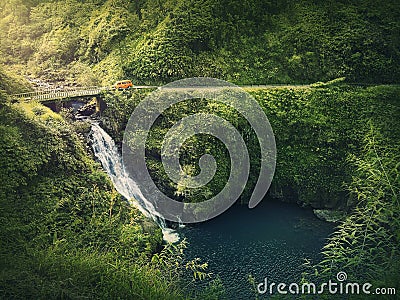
[89,122,335,299]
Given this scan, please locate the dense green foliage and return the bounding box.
[1,0,400,298]
[0,66,31,94]
[0,94,196,299]
[1,0,399,85]
[254,85,400,207]
[312,125,400,297]
[101,85,400,210]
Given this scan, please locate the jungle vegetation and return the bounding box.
[0,70,219,299]
[101,83,400,298]
[0,0,399,85]
[0,0,399,299]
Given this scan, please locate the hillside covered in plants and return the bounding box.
[0,69,222,298]
[1,0,400,299]
[1,0,399,86]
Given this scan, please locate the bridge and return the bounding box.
[11,84,319,105]
[11,85,157,102]
[12,81,384,102]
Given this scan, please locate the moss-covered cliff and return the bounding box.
[100,84,400,210]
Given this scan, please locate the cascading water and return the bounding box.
[89,122,179,243]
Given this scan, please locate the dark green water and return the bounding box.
[180,197,334,299]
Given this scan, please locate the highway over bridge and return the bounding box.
[9,83,317,114]
[11,83,317,103]
[12,81,384,103]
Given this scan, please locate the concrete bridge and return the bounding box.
[11,85,157,113]
[11,85,156,102]
[12,82,379,103]
[10,84,314,113]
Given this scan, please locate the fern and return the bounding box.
[313,124,400,290]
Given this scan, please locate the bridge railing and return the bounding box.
[11,85,159,101]
[12,86,110,101]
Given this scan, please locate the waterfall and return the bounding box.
[89,122,179,243]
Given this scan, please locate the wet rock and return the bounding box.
[77,99,96,116]
[313,209,346,223]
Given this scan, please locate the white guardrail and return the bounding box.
[12,86,106,101]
